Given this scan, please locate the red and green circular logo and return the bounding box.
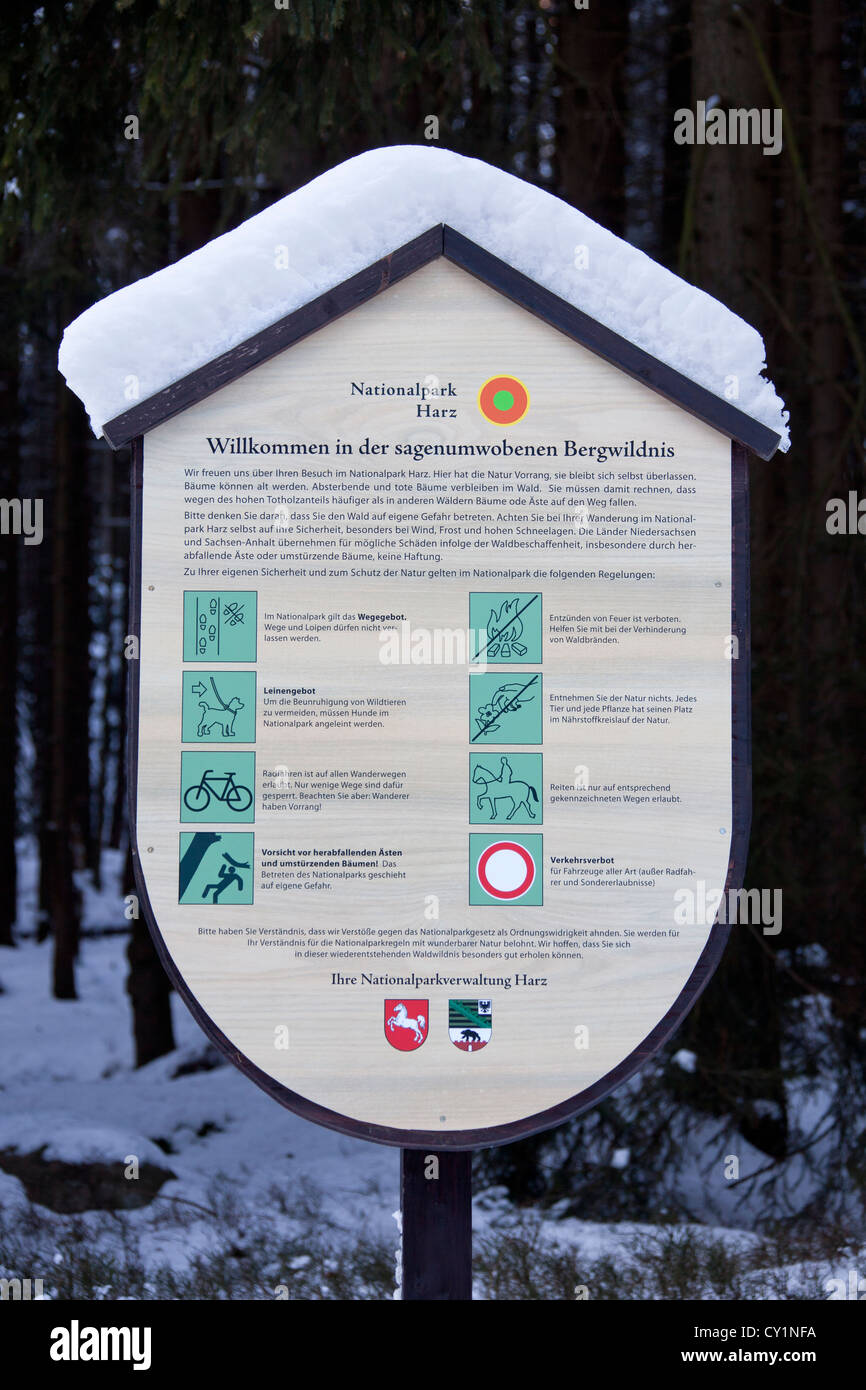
[478,375,530,426]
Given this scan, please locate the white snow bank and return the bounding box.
[59,146,789,450]
[0,1114,173,1171]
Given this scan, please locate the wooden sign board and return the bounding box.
[124,229,756,1148]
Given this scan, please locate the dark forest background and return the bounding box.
[0,0,863,1226]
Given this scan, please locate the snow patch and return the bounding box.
[0,1115,172,1172]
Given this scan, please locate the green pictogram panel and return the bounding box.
[470,591,542,664]
[183,591,257,662]
[179,832,255,905]
[182,671,257,742]
[470,673,543,744]
[469,832,543,906]
[180,751,255,823]
[469,752,542,824]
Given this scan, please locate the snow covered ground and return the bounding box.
[0,844,859,1300]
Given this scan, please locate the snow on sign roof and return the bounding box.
[58,144,789,454]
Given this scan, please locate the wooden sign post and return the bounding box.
[82,220,781,1300]
[401,1151,472,1300]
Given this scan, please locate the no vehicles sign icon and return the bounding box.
[470,834,542,906]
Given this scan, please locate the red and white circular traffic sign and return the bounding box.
[476,840,536,900]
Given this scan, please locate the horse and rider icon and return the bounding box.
[470,752,542,824]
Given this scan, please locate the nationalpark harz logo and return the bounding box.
[478,374,530,426]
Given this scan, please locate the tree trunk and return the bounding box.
[681,0,787,1157]
[802,0,866,1026]
[687,0,774,320]
[125,846,175,1065]
[0,298,19,946]
[554,1,629,234]
[108,567,129,852]
[662,0,692,268]
[48,374,90,997]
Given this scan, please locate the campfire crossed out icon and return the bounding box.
[469,591,542,665]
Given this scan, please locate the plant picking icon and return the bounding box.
[472,675,539,740]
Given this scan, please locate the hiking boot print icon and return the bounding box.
[183,769,253,814]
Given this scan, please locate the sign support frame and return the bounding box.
[121,246,759,1297]
[401,1150,473,1300]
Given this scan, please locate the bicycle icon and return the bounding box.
[183,768,253,815]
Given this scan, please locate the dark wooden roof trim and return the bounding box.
[443,226,781,460]
[105,221,782,459]
[103,225,445,448]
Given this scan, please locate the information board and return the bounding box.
[132,256,743,1146]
